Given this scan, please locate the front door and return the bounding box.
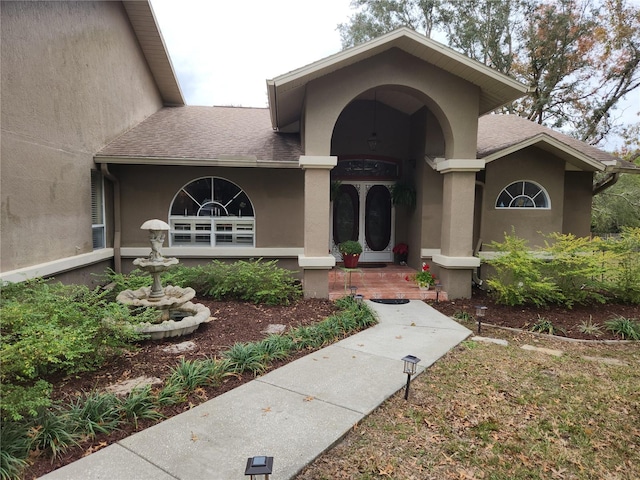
[331,182,394,262]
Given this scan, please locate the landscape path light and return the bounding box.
[434,281,442,303]
[401,354,421,400]
[354,293,364,304]
[475,305,487,334]
[244,455,273,479]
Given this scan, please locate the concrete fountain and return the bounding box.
[116,219,211,340]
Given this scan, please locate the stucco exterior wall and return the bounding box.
[481,148,566,248]
[1,1,163,272]
[562,172,593,237]
[111,165,304,248]
[303,48,480,159]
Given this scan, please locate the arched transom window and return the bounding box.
[495,180,550,209]
[169,177,255,247]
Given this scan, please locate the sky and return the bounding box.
[151,0,353,108]
[150,0,638,150]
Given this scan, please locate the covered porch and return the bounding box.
[328,264,449,302]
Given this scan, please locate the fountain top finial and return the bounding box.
[140,219,170,231]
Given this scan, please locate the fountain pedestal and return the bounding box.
[116,220,211,340]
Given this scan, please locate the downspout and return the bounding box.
[593,172,620,195]
[100,163,122,274]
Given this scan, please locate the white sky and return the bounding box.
[151,0,353,108]
[150,0,638,150]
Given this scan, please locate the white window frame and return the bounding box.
[91,170,106,249]
[495,180,550,209]
[169,177,255,247]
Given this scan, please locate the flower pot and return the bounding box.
[342,253,360,269]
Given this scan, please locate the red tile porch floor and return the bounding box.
[328,264,448,302]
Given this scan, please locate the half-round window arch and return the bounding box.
[169,177,255,247]
[495,180,550,209]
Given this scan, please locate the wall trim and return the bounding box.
[432,254,481,269]
[0,249,115,283]
[120,247,304,258]
[299,155,338,169]
[420,248,441,258]
[436,158,485,174]
[298,254,336,269]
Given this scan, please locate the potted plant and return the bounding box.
[391,182,416,210]
[339,240,363,268]
[392,242,409,264]
[412,262,436,289]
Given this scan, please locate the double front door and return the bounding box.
[331,182,394,263]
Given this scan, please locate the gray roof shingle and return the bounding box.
[97,106,301,162]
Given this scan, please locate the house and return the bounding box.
[2,1,637,299]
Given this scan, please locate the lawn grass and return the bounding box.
[297,330,640,479]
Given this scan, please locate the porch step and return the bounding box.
[328,264,448,302]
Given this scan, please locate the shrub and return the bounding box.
[166,359,216,392]
[602,228,640,303]
[28,407,82,460]
[484,233,563,306]
[223,342,269,375]
[120,386,163,429]
[530,316,566,336]
[66,391,122,439]
[577,317,602,337]
[0,421,30,480]
[605,316,640,340]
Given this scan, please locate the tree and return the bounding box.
[338,0,640,147]
[338,0,442,47]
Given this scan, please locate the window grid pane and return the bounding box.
[496,181,549,209]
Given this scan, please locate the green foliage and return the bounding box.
[577,317,602,337]
[484,229,640,307]
[0,421,30,480]
[166,359,217,392]
[224,342,269,375]
[540,233,607,306]
[484,233,562,307]
[1,381,52,421]
[453,310,472,322]
[602,228,640,303]
[120,386,163,429]
[605,316,640,340]
[530,316,565,336]
[200,260,301,305]
[338,240,363,255]
[390,182,417,209]
[66,391,122,439]
[592,173,640,234]
[28,407,82,460]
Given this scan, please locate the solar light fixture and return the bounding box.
[401,354,421,400]
[350,285,358,296]
[244,456,273,479]
[475,305,487,334]
[354,293,364,304]
[434,281,442,303]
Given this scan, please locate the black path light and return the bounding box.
[401,354,421,400]
[244,456,273,479]
[475,305,487,334]
[434,281,442,303]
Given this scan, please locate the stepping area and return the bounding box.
[40,300,471,480]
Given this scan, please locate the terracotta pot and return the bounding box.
[342,253,360,268]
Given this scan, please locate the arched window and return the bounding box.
[169,177,254,247]
[495,181,550,209]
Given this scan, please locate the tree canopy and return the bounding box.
[338,0,640,147]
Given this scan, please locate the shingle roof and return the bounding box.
[477,114,618,164]
[97,106,301,162]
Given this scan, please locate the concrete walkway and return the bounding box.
[40,300,471,480]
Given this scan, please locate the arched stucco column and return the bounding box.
[298,155,337,298]
[432,159,484,299]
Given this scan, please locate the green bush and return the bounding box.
[484,233,563,306]
[0,420,30,480]
[484,228,640,307]
[605,316,640,340]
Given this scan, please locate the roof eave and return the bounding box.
[481,134,606,172]
[94,155,299,169]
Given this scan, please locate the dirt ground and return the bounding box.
[25,293,637,478]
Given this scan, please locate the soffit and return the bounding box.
[267,27,528,130]
[123,1,185,106]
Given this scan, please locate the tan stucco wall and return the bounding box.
[562,172,593,237]
[481,148,566,248]
[1,1,163,272]
[111,165,304,248]
[302,48,480,159]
